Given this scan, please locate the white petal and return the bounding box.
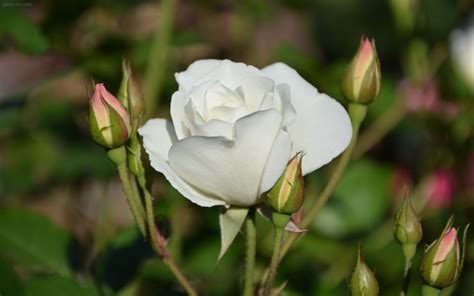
[263,63,352,175]
[138,119,225,207]
[259,129,292,194]
[170,91,191,140]
[274,84,297,128]
[187,119,234,139]
[168,109,283,206]
[175,59,221,93]
[191,60,264,90]
[237,76,275,111]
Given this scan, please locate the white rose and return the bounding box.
[139,59,352,208]
[450,20,474,92]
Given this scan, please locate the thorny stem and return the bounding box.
[135,173,197,296]
[117,164,147,237]
[243,210,256,296]
[263,226,283,296]
[113,142,197,295]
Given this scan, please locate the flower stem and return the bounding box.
[277,103,366,260]
[243,210,256,296]
[137,174,197,296]
[422,285,442,296]
[116,163,147,238]
[263,226,283,296]
[353,98,405,158]
[400,266,412,296]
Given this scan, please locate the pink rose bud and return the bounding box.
[88,83,131,148]
[341,36,381,104]
[419,218,469,288]
[350,245,379,296]
[267,152,305,217]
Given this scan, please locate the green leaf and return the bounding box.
[218,207,248,261]
[0,258,23,296]
[0,209,72,276]
[23,276,98,296]
[0,9,48,55]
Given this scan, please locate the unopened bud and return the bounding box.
[88,83,130,148]
[420,217,469,288]
[350,245,379,296]
[119,60,145,133]
[267,152,304,215]
[395,193,422,246]
[395,193,422,275]
[342,36,381,104]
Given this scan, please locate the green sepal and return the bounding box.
[218,207,249,261]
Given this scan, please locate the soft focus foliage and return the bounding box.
[0,0,473,295]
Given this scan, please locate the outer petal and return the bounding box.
[168,109,283,206]
[175,59,221,93]
[170,91,191,140]
[259,129,292,194]
[262,63,352,175]
[138,119,225,207]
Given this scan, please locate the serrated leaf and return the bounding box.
[0,209,72,276]
[218,207,248,261]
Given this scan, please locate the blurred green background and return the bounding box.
[0,0,473,295]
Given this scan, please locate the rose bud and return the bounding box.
[350,245,379,296]
[88,83,131,149]
[419,218,470,289]
[341,36,381,104]
[118,60,145,133]
[267,152,304,217]
[394,192,422,274]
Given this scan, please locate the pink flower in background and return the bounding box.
[422,170,457,208]
[400,79,459,119]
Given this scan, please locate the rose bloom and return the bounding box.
[139,60,352,207]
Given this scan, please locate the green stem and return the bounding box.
[263,227,283,296]
[137,175,197,296]
[144,0,176,120]
[243,211,256,296]
[278,103,366,259]
[400,267,412,296]
[353,98,406,158]
[117,164,147,237]
[422,285,442,296]
[129,174,146,224]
